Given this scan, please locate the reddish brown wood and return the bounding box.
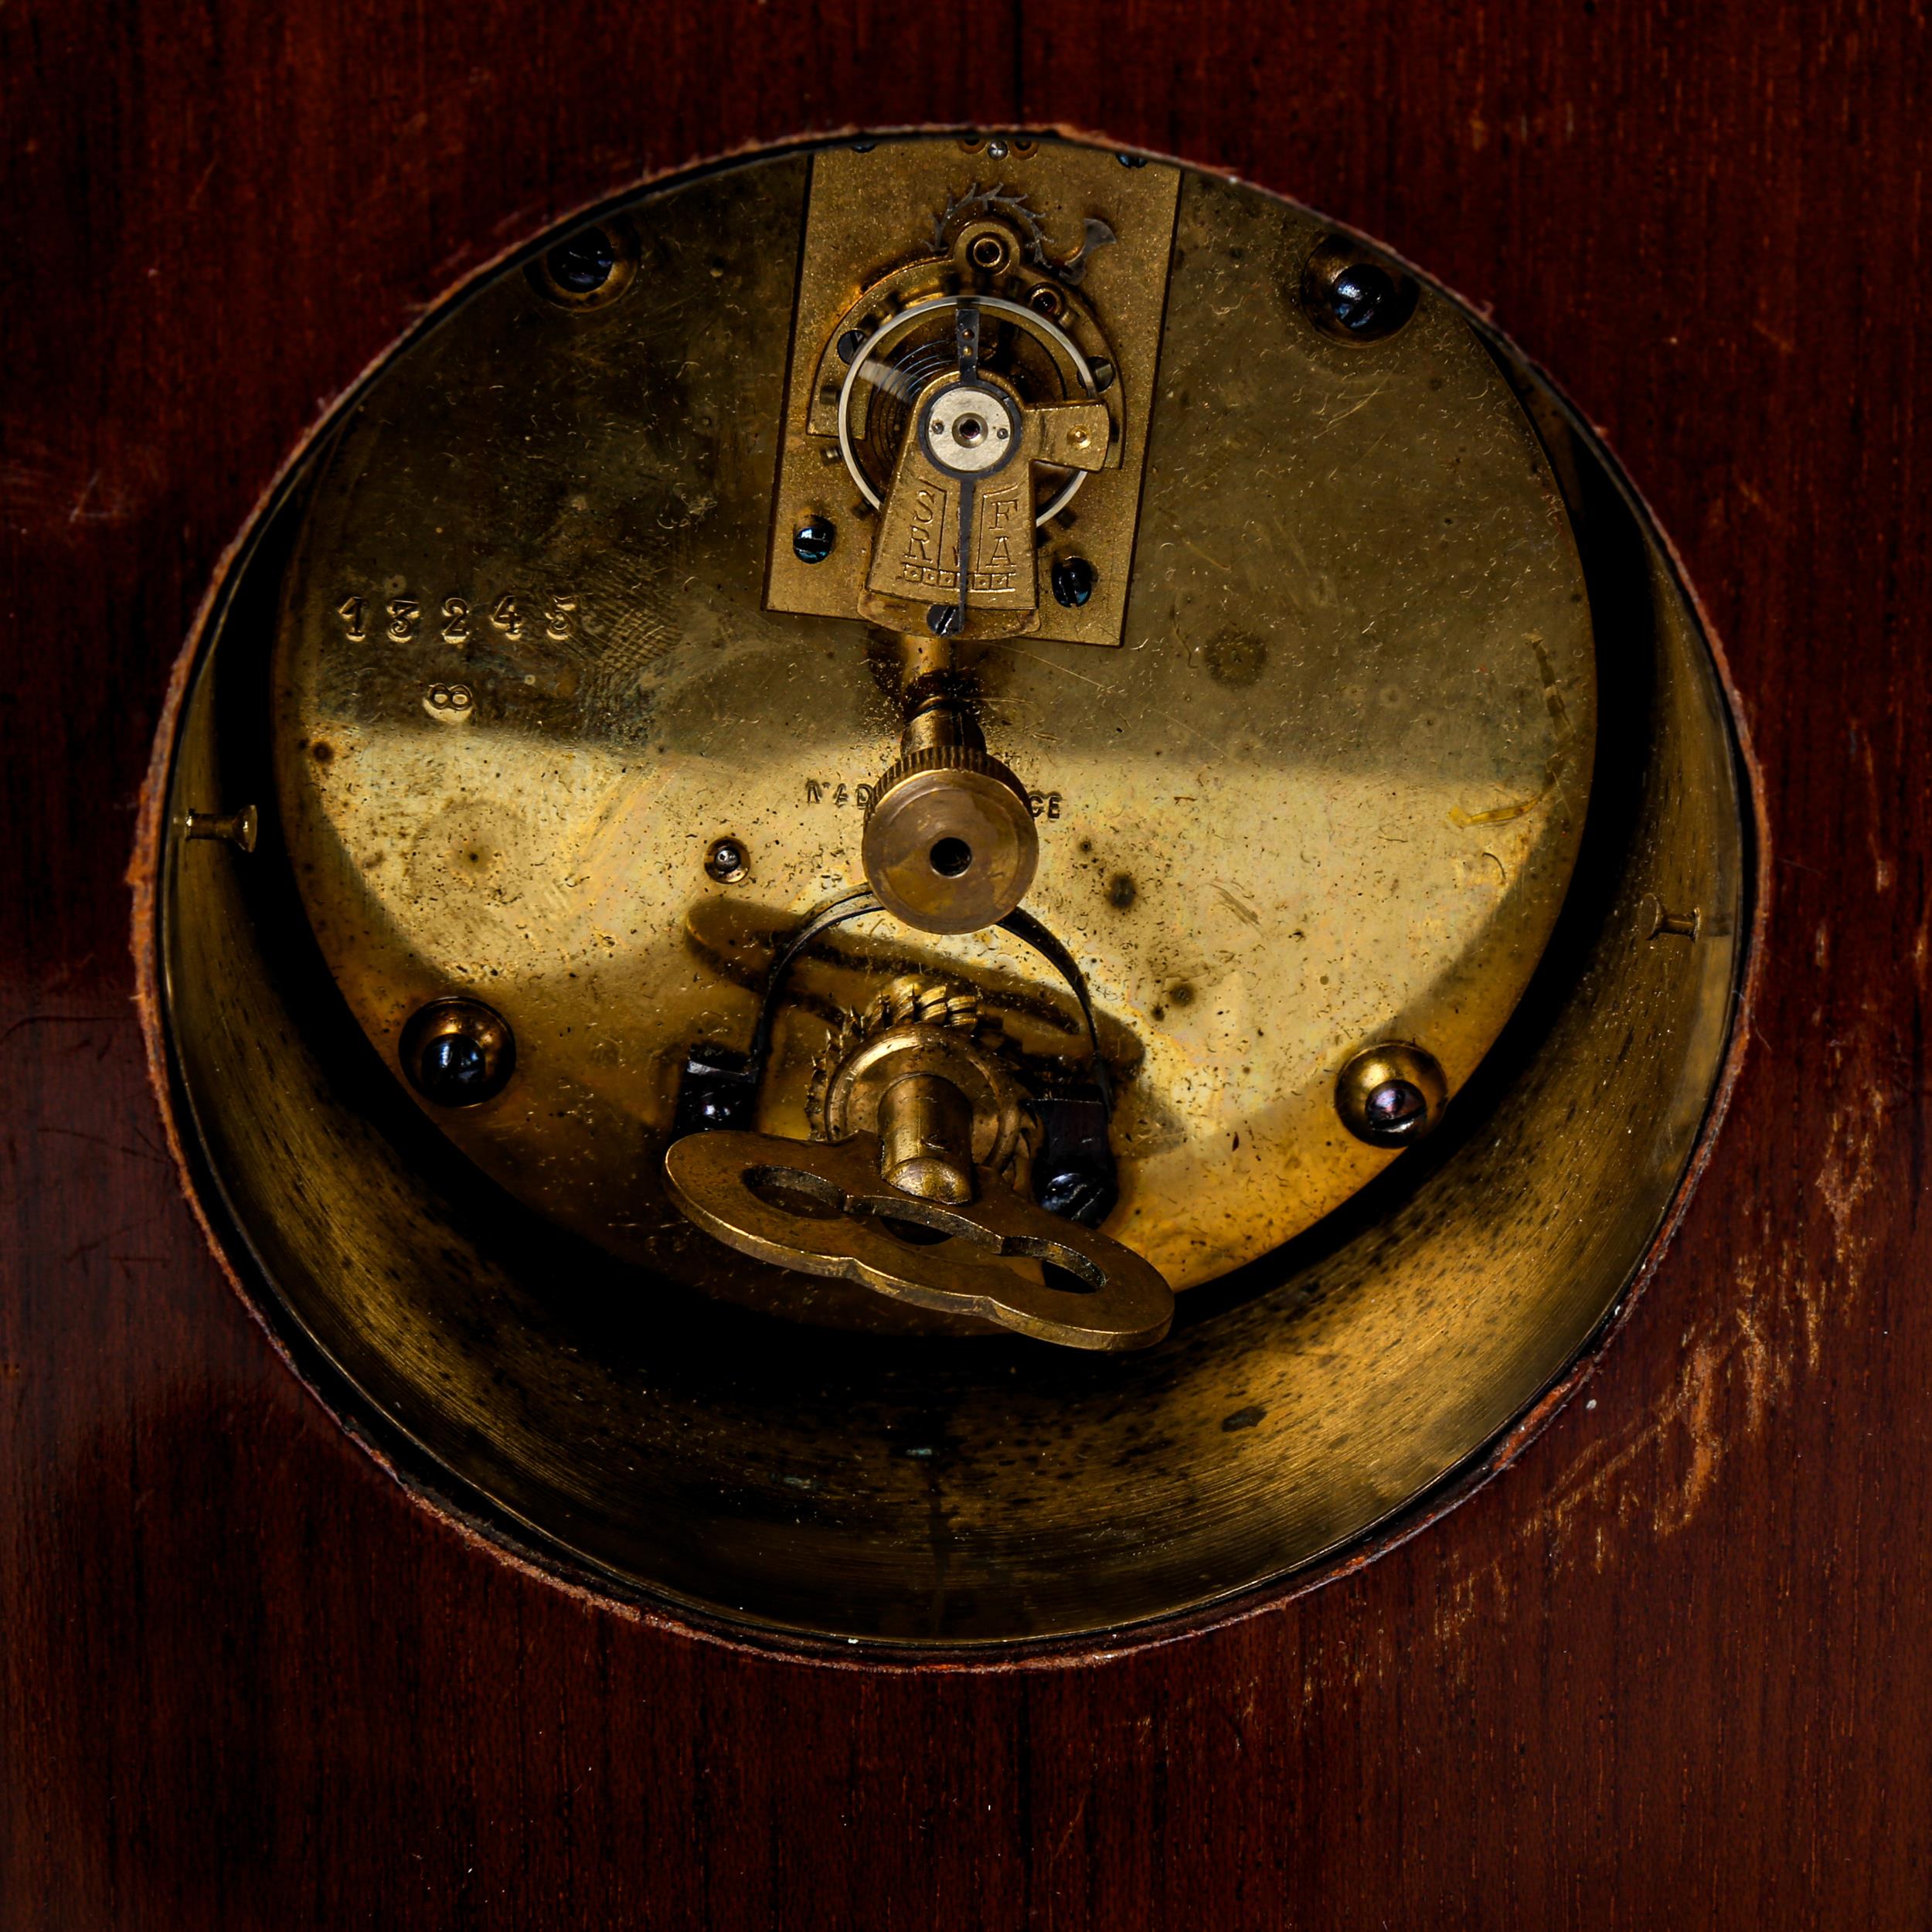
[3,2,1927,1925]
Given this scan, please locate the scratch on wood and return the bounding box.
[1435,1029,1883,1649]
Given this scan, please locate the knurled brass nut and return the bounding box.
[866,743,1025,811]
[862,744,1040,936]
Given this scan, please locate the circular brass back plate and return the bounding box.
[155,135,1746,1648]
[269,142,1594,1301]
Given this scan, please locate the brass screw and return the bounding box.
[1647,896,1701,940]
[184,805,259,852]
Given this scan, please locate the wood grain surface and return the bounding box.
[2,2,1926,1925]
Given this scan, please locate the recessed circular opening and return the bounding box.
[744,1166,845,1221]
[928,836,974,876]
[1012,1245,1105,1296]
[876,1214,956,1248]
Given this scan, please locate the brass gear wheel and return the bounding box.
[806,974,1038,1185]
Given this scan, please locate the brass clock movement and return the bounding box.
[156,135,1746,1643]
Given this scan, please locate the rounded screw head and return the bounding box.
[1364,1079,1428,1133]
[1051,555,1097,608]
[529,218,638,309]
[401,998,515,1108]
[836,328,868,364]
[1329,264,1397,333]
[926,602,964,638]
[706,836,750,884]
[1335,1042,1448,1148]
[546,229,614,294]
[1303,237,1420,345]
[793,515,836,564]
[1036,1155,1120,1228]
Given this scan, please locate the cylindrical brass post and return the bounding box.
[896,628,959,697]
[900,697,978,757]
[862,631,1040,936]
[876,1073,977,1204]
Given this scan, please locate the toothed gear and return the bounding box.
[934,185,1049,260]
[807,974,1004,1124]
[807,974,1036,1182]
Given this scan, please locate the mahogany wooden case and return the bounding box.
[3,3,1927,1927]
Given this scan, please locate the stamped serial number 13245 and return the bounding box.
[335,590,583,645]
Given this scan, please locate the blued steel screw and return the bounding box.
[401,999,515,1107]
[547,229,614,294]
[1051,556,1097,608]
[1364,1078,1428,1136]
[1327,261,1401,336]
[794,516,836,564]
[1335,1041,1446,1147]
[1304,241,1418,345]
[423,1034,488,1099]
